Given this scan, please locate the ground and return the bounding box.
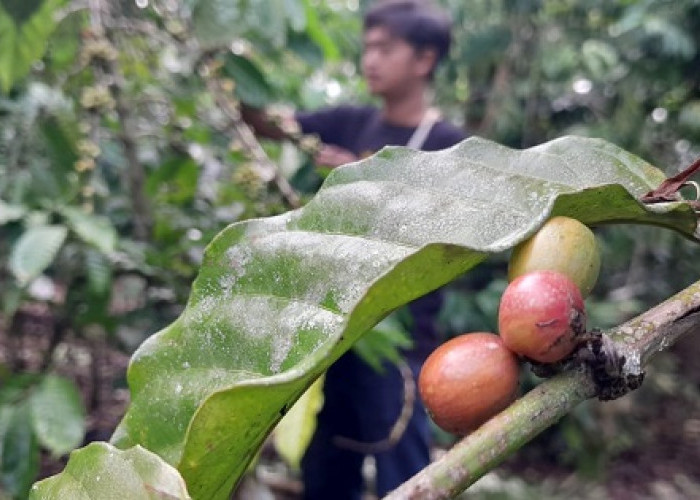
[1,304,699,499]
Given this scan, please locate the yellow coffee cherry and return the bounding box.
[508,216,601,298]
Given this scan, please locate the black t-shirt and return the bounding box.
[296,104,465,158]
[295,104,467,362]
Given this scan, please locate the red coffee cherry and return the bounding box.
[418,333,520,435]
[498,270,586,363]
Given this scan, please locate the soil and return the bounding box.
[2,304,699,499]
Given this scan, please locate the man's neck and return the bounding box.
[380,85,429,127]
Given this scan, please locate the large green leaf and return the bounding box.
[111,137,698,499]
[0,0,63,92]
[29,375,85,457]
[30,442,191,499]
[9,224,68,286]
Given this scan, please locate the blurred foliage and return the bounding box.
[0,0,699,497]
[0,1,353,496]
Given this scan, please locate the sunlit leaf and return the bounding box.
[30,375,86,457]
[30,442,191,499]
[112,136,698,499]
[9,225,68,286]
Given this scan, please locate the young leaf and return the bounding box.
[112,137,698,499]
[29,375,86,458]
[29,442,191,499]
[272,375,324,471]
[9,225,68,286]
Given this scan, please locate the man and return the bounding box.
[296,0,464,168]
[246,1,465,497]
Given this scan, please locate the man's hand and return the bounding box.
[314,144,358,168]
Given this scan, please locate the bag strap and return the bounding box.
[406,107,440,149]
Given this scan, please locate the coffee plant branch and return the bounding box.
[385,277,700,500]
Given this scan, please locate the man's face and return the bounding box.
[361,26,431,97]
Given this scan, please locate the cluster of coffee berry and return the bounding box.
[418,216,601,435]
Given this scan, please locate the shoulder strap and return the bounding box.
[406,108,440,149]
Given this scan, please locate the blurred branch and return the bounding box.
[86,0,152,240]
[385,278,700,499]
[204,68,302,209]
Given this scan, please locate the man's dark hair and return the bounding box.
[364,0,453,73]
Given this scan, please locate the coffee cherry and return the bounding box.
[418,333,520,435]
[498,270,586,363]
[508,216,600,297]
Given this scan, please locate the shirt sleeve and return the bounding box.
[295,106,355,146]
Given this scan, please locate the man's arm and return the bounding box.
[240,104,295,141]
[314,145,358,167]
[242,104,359,168]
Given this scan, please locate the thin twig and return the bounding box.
[204,73,302,209]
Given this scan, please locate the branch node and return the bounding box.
[528,329,645,401]
[574,329,645,401]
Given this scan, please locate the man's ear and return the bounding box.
[415,48,438,79]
